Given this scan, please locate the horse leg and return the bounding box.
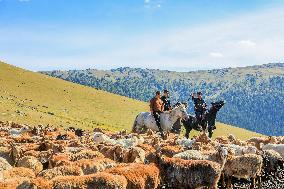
[208,126,213,138]
[257,176,261,188]
[250,177,255,189]
[185,125,192,139]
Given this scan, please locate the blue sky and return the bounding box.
[1,0,284,71]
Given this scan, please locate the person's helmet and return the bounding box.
[164,89,169,93]
[197,91,202,95]
[156,91,161,95]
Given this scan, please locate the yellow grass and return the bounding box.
[0,61,263,140]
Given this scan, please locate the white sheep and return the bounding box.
[9,125,31,136]
[93,132,116,145]
[223,154,263,188]
[175,138,196,149]
[227,144,258,156]
[262,144,284,159]
[93,132,141,148]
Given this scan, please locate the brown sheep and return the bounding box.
[38,165,83,179]
[160,145,183,157]
[2,167,36,180]
[0,147,13,165]
[17,178,53,189]
[137,143,157,163]
[0,157,12,173]
[107,163,160,189]
[74,157,116,174]
[11,143,40,164]
[17,156,43,175]
[121,147,145,163]
[49,153,72,168]
[70,150,104,161]
[246,136,277,149]
[51,172,128,189]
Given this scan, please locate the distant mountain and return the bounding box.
[41,63,284,136]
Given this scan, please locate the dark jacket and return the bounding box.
[161,96,171,111]
[192,96,207,113]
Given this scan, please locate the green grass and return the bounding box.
[0,61,263,139]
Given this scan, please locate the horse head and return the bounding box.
[172,103,189,121]
[211,100,225,111]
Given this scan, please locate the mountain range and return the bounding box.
[41,63,284,136]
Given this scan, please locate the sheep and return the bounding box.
[173,150,205,160]
[38,165,83,179]
[9,125,31,136]
[160,145,184,157]
[262,144,284,159]
[51,172,128,189]
[0,146,13,165]
[17,177,53,189]
[69,149,104,161]
[137,143,157,164]
[107,163,160,189]
[49,153,72,168]
[122,147,146,163]
[223,154,263,189]
[173,145,229,166]
[175,138,196,149]
[158,156,224,189]
[0,157,12,175]
[247,136,277,149]
[2,167,36,180]
[98,145,145,163]
[94,132,116,145]
[11,143,41,164]
[227,144,258,156]
[74,157,116,174]
[227,134,247,146]
[94,132,144,148]
[261,150,284,175]
[17,156,43,175]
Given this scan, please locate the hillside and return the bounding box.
[41,63,284,136]
[0,61,262,140]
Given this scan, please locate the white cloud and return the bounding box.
[209,52,224,58]
[144,0,150,3]
[1,6,284,71]
[238,40,256,47]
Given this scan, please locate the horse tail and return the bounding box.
[132,114,139,133]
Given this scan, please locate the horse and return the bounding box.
[132,103,189,134]
[182,100,225,138]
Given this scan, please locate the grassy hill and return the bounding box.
[0,61,262,140]
[41,63,284,136]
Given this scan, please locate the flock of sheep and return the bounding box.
[1,121,284,189]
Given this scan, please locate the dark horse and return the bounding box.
[172,101,225,138]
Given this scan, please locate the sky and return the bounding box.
[1,0,284,71]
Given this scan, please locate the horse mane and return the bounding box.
[173,102,187,108]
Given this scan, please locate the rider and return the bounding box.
[161,89,172,111]
[150,91,165,138]
[191,92,207,129]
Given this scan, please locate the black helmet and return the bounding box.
[164,89,169,93]
[197,91,202,95]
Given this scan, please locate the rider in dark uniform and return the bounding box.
[191,92,207,130]
[161,90,171,111]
